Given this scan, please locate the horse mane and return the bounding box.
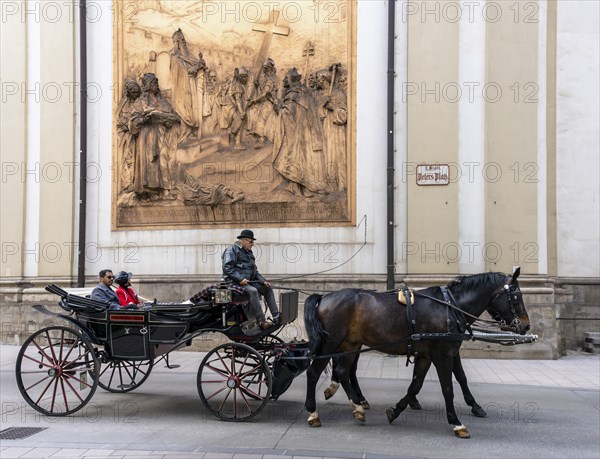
[447,272,506,295]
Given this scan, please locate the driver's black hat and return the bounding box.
[236,229,256,240]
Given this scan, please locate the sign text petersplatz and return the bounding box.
[416,164,449,186]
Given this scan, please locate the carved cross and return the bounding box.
[251,10,290,73]
[302,41,315,83]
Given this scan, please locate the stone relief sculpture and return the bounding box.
[116,80,141,198]
[113,0,354,228]
[247,58,279,147]
[169,28,201,142]
[129,73,179,201]
[273,68,330,197]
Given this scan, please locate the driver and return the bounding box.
[222,229,280,330]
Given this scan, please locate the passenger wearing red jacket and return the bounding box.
[114,271,145,307]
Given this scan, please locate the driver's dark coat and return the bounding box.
[222,241,266,284]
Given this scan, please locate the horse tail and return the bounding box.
[304,294,328,355]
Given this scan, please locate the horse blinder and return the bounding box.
[489,283,528,334]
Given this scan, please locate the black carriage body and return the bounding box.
[75,304,221,360]
[43,286,301,364]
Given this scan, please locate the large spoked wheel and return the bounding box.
[96,356,153,393]
[197,342,272,421]
[16,326,99,416]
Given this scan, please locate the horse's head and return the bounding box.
[487,267,530,335]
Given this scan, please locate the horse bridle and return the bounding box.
[488,277,524,331]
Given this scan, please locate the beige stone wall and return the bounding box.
[406,4,459,274]
[0,4,27,278]
[38,8,77,277]
[485,7,539,274]
[0,2,77,279]
[405,1,543,275]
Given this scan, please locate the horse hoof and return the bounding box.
[453,425,471,439]
[386,408,397,424]
[408,400,422,410]
[360,400,370,410]
[352,411,366,423]
[471,406,487,418]
[308,417,322,427]
[324,382,339,400]
[308,411,321,427]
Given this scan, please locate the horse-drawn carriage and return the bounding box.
[15,283,310,421]
[16,269,537,437]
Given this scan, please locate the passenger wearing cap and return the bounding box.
[222,230,280,331]
[114,271,148,308]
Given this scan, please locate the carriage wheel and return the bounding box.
[96,357,153,393]
[197,342,272,421]
[15,326,99,416]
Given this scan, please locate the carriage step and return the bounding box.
[117,384,135,389]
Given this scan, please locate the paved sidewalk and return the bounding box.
[1,344,598,459]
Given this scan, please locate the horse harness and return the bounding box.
[284,279,525,363]
[402,277,524,342]
[402,286,471,344]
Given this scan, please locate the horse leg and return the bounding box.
[432,357,470,438]
[324,358,341,400]
[453,354,486,418]
[348,354,370,409]
[325,355,369,409]
[334,354,367,422]
[305,357,330,427]
[386,357,431,423]
[408,357,423,410]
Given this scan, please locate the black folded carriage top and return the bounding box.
[45,284,107,312]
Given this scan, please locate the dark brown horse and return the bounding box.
[303,269,529,437]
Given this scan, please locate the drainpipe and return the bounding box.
[386,0,396,290]
[77,1,87,287]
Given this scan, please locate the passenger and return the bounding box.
[91,269,122,310]
[222,229,280,330]
[114,271,148,307]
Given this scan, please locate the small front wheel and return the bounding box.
[16,326,99,416]
[197,342,271,421]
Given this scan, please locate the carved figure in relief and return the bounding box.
[202,69,221,136]
[272,68,330,197]
[169,28,204,142]
[246,58,279,147]
[116,79,141,194]
[129,73,180,200]
[317,64,347,191]
[223,67,250,150]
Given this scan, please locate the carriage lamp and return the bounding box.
[214,288,232,304]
